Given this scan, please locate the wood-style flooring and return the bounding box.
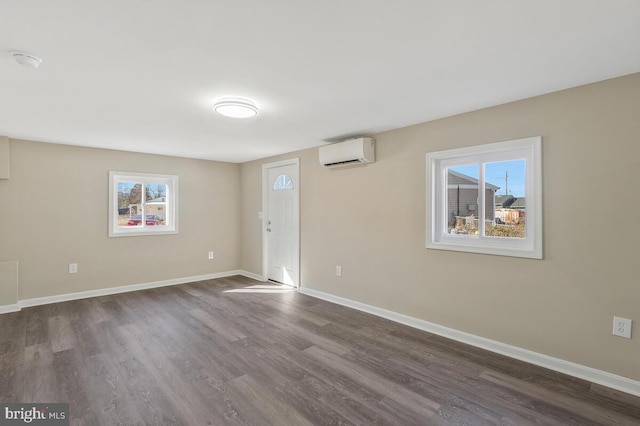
[1,275,639,425]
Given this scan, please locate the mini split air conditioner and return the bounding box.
[319,137,375,168]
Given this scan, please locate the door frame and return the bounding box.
[262,158,300,288]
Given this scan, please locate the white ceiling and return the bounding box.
[1,1,639,163]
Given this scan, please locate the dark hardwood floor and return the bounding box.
[1,275,639,425]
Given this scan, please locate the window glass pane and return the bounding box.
[146,184,168,226]
[117,182,143,227]
[447,165,479,235]
[273,174,293,190]
[485,159,526,239]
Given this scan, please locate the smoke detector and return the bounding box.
[10,50,43,69]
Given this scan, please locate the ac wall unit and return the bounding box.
[319,137,375,168]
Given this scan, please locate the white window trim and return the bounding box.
[426,136,542,259]
[108,171,179,237]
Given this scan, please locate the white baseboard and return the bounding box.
[0,270,265,312]
[0,304,21,314]
[238,270,266,281]
[298,286,640,398]
[17,270,244,309]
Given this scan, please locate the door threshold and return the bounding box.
[267,279,297,289]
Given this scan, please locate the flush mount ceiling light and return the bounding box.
[10,50,43,69]
[213,97,259,118]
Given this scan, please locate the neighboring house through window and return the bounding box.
[447,169,500,223]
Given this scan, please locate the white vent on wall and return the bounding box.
[319,137,375,168]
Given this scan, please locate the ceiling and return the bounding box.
[1,1,639,163]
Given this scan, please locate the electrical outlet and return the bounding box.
[613,316,632,339]
[335,265,342,277]
[68,263,78,274]
[208,251,214,259]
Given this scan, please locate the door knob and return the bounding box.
[267,228,271,232]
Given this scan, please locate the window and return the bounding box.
[426,137,542,259]
[108,171,178,237]
[273,174,293,190]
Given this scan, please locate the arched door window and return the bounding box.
[273,174,293,190]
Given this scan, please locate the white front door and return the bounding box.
[264,160,299,286]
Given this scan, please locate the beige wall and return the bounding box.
[0,140,241,300]
[0,261,18,306]
[240,73,640,381]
